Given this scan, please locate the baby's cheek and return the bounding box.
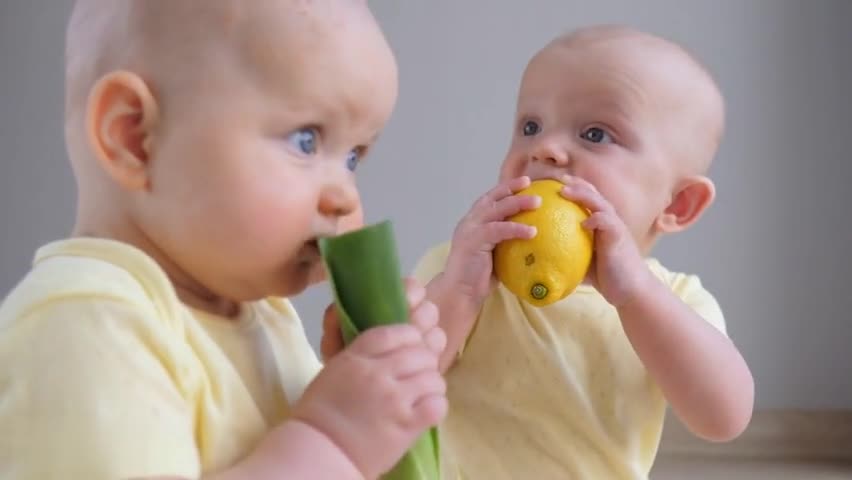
[497,151,526,181]
[224,195,304,258]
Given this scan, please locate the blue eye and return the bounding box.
[580,127,613,144]
[346,149,361,172]
[522,120,541,136]
[287,128,318,155]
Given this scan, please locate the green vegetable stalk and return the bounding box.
[319,220,441,480]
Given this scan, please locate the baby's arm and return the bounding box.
[615,276,753,441]
[561,176,754,442]
[203,420,361,480]
[414,177,539,372]
[145,426,361,480]
[425,272,482,372]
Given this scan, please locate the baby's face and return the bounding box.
[500,38,713,252]
[137,4,397,302]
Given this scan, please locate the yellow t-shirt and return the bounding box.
[0,238,322,479]
[413,243,726,480]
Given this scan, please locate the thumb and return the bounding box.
[320,304,344,362]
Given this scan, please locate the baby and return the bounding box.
[0,1,446,479]
[414,25,755,479]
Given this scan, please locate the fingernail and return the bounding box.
[529,226,538,237]
[532,195,542,207]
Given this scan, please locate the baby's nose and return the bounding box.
[319,177,360,219]
[530,138,570,166]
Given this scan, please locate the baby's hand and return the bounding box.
[559,175,651,307]
[293,283,447,480]
[320,279,440,362]
[319,304,344,363]
[443,176,539,306]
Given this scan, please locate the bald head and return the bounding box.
[66,1,382,116]
[533,25,726,175]
[67,1,233,119]
[64,0,396,170]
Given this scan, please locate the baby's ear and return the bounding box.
[86,71,159,191]
[654,176,716,234]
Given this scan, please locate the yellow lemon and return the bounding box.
[494,178,594,307]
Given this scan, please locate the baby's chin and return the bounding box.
[253,268,316,301]
[231,260,322,302]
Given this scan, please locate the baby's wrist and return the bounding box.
[428,271,482,312]
[613,265,662,309]
[267,419,364,480]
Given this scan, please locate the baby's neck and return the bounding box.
[174,285,243,319]
[73,216,243,319]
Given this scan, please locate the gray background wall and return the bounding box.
[1,1,850,409]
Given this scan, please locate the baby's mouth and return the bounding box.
[300,231,338,262]
[528,172,567,183]
[298,238,321,262]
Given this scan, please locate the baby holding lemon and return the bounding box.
[414,25,755,479]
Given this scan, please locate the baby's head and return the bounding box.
[500,25,725,254]
[65,0,398,314]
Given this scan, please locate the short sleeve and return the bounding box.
[0,298,201,480]
[411,242,452,285]
[667,271,727,336]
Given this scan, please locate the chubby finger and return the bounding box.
[471,176,531,218]
[487,176,532,201]
[322,304,339,333]
[320,304,344,360]
[476,221,537,249]
[409,299,439,333]
[582,211,622,233]
[423,325,447,355]
[351,324,423,357]
[561,181,614,214]
[404,371,448,427]
[403,278,427,309]
[560,174,599,192]
[479,192,541,223]
[410,393,449,431]
[386,345,440,379]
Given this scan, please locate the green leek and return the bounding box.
[319,220,441,480]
